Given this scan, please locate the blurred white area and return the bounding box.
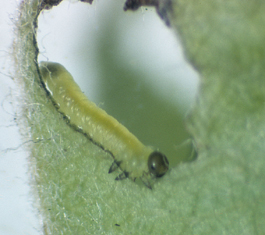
[38,0,199,165]
[0,0,199,234]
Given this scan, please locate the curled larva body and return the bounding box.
[39,62,169,188]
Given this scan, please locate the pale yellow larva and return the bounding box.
[39,61,169,189]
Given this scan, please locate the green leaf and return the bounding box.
[13,0,265,234]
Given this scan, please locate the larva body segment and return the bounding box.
[39,62,169,187]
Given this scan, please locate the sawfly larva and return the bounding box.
[39,61,169,189]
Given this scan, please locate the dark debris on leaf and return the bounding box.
[123,0,172,26]
[40,0,93,11]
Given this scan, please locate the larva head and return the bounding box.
[148,151,169,178]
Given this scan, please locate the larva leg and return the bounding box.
[140,172,152,190]
[115,172,129,181]
[108,160,122,173]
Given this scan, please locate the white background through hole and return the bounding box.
[38,0,199,108]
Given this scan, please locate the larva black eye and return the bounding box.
[148,151,169,178]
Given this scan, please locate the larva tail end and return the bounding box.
[115,172,129,181]
[39,61,67,82]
